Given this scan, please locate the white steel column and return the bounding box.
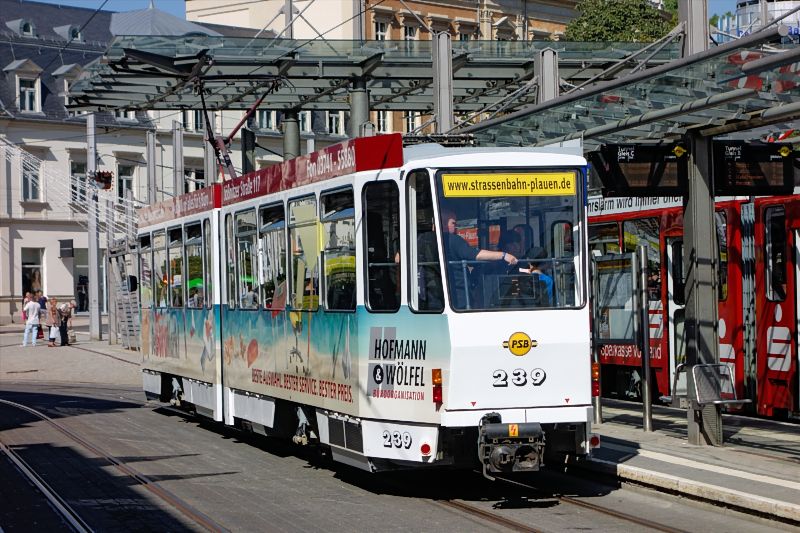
[87,113,102,340]
[432,31,454,133]
[172,120,184,196]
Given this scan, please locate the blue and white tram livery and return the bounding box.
[137,133,597,477]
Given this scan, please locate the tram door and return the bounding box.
[665,237,686,397]
[756,203,798,417]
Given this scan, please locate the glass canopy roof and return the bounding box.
[69,27,800,149]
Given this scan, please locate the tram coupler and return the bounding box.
[478,412,545,481]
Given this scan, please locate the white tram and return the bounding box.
[137,134,597,476]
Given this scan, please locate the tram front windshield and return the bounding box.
[434,169,581,311]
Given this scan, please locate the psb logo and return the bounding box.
[502,332,537,356]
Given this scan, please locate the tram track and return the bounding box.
[0,398,229,533]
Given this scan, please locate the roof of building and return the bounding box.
[0,0,274,126]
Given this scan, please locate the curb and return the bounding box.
[576,457,800,523]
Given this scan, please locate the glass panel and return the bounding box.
[225,214,236,308]
[168,227,184,307]
[152,231,168,307]
[185,223,204,308]
[409,171,443,312]
[623,218,661,301]
[259,204,286,311]
[288,196,319,311]
[589,223,619,255]
[21,247,43,296]
[139,235,152,309]
[671,240,685,306]
[203,219,213,309]
[322,189,356,311]
[765,206,787,302]
[70,161,87,203]
[364,181,400,312]
[716,211,728,301]
[236,209,258,309]
[436,170,581,311]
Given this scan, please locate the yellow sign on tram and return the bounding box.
[442,172,576,198]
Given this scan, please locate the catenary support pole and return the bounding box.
[146,130,156,204]
[283,111,300,161]
[349,78,369,138]
[87,113,102,340]
[432,31,454,133]
[173,121,184,196]
[107,198,117,345]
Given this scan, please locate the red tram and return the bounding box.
[588,193,800,417]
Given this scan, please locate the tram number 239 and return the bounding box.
[492,368,547,387]
[383,430,412,449]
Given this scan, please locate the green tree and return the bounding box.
[564,0,672,42]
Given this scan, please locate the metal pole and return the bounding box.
[432,31,454,133]
[638,245,653,432]
[146,130,156,204]
[87,113,102,340]
[284,0,294,39]
[349,78,369,138]
[684,132,722,446]
[173,120,184,195]
[283,111,300,161]
[534,48,559,103]
[107,198,117,345]
[203,113,215,185]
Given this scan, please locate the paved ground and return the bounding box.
[2,319,800,530]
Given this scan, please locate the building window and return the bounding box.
[193,110,204,131]
[21,158,40,201]
[327,111,344,135]
[19,79,37,112]
[404,25,417,40]
[115,109,135,121]
[70,161,87,203]
[459,32,471,41]
[374,21,387,40]
[256,110,275,130]
[70,27,81,41]
[184,168,205,194]
[117,164,135,200]
[181,110,191,130]
[376,110,389,133]
[299,111,311,132]
[21,21,34,36]
[404,111,418,133]
[22,248,43,296]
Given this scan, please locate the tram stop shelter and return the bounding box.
[69,23,800,446]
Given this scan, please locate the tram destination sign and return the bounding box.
[588,144,689,197]
[712,141,796,195]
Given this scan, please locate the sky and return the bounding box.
[31,0,739,21]
[32,0,185,17]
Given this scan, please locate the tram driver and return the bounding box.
[440,209,518,309]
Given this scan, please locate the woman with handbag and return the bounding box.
[46,298,59,347]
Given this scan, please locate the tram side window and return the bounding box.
[715,211,728,301]
[203,219,213,309]
[225,214,236,309]
[236,209,259,309]
[139,234,152,309]
[408,170,444,312]
[168,227,184,307]
[588,223,619,255]
[623,218,661,301]
[185,223,204,308]
[153,231,167,307]
[765,206,787,302]
[364,181,401,312]
[552,221,575,306]
[259,204,286,311]
[322,189,356,311]
[289,196,320,311]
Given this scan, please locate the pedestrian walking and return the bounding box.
[36,290,47,340]
[46,297,59,347]
[22,297,41,347]
[57,300,75,347]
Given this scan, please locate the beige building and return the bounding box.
[0,1,341,324]
[186,0,578,134]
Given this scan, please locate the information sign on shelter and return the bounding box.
[588,144,688,197]
[712,141,796,195]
